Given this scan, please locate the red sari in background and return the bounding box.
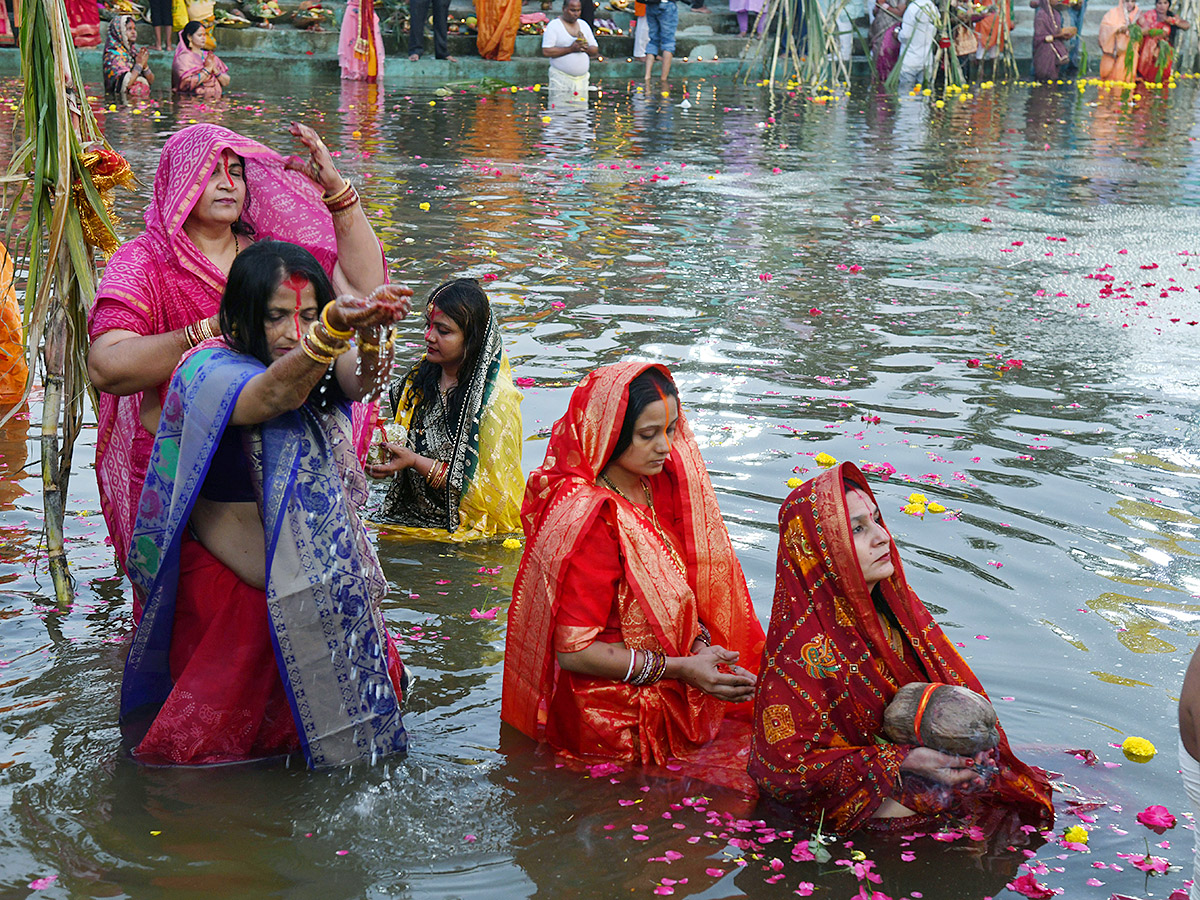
[749,463,1053,833]
[475,0,519,59]
[66,0,100,46]
[1136,7,1178,81]
[502,362,765,786]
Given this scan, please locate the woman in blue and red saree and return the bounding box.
[121,240,412,768]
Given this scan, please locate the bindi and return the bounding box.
[282,274,309,340]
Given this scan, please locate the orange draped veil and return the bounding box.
[502,362,765,770]
[749,462,1053,833]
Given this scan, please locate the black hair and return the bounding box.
[607,367,680,464]
[181,20,204,48]
[410,278,490,428]
[219,240,342,408]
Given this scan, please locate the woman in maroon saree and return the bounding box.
[748,463,1053,833]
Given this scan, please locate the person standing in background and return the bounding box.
[642,0,677,82]
[408,0,454,60]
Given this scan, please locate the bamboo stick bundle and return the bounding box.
[1,0,133,605]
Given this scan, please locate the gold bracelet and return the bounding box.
[300,336,335,366]
[358,339,380,354]
[321,305,354,339]
[305,321,349,358]
[321,181,354,208]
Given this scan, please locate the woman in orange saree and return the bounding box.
[1099,0,1140,80]
[748,462,1053,834]
[502,363,765,782]
[474,0,520,59]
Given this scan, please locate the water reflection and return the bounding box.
[1,73,1200,898]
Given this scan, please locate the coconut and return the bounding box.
[882,682,1000,756]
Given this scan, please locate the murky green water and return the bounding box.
[3,71,1200,899]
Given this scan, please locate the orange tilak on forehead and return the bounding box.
[653,382,673,451]
[282,274,309,340]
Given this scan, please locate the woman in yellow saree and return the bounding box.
[367,278,523,541]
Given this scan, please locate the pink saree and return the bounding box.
[89,123,368,582]
[172,36,229,97]
[338,0,385,81]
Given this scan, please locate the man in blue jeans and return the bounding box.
[643,0,678,81]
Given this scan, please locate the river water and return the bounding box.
[2,72,1200,900]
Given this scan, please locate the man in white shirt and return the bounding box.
[897,0,939,91]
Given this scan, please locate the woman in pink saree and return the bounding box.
[87,122,387,602]
[172,21,229,97]
[338,0,384,81]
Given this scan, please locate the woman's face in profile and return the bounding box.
[613,394,678,481]
[847,488,895,591]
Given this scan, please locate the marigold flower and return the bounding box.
[1063,825,1088,844]
[1122,735,1157,763]
[903,502,926,517]
[502,538,522,551]
[815,452,837,468]
[787,477,803,489]
[907,492,928,504]
[927,501,946,513]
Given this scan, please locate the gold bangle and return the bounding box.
[322,181,354,207]
[300,336,334,366]
[306,322,349,358]
[321,305,353,339]
[358,339,380,353]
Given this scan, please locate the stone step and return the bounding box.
[120,0,1131,68]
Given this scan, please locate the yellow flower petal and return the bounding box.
[814,452,837,468]
[907,492,927,504]
[419,202,430,211]
[502,537,521,550]
[786,477,803,489]
[1063,825,1088,844]
[927,501,946,513]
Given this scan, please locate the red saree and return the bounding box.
[66,0,100,46]
[1136,8,1176,81]
[748,462,1053,833]
[502,362,765,777]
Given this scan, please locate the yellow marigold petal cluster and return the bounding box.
[815,452,837,468]
[787,477,803,489]
[1122,735,1157,763]
[502,538,522,551]
[902,502,925,517]
[1063,825,1089,844]
[927,501,946,514]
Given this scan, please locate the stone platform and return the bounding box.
[0,0,1120,85]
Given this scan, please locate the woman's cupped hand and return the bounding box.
[325,285,413,334]
[679,645,757,703]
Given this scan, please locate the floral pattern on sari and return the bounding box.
[749,462,1053,833]
[123,342,407,768]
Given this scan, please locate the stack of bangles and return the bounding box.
[323,181,360,218]
[183,317,217,348]
[695,622,712,648]
[622,648,667,687]
[300,307,352,366]
[426,459,449,491]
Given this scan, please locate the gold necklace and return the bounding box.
[598,474,687,578]
[878,612,903,655]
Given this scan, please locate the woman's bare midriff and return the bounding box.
[190,497,267,588]
[873,798,917,818]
